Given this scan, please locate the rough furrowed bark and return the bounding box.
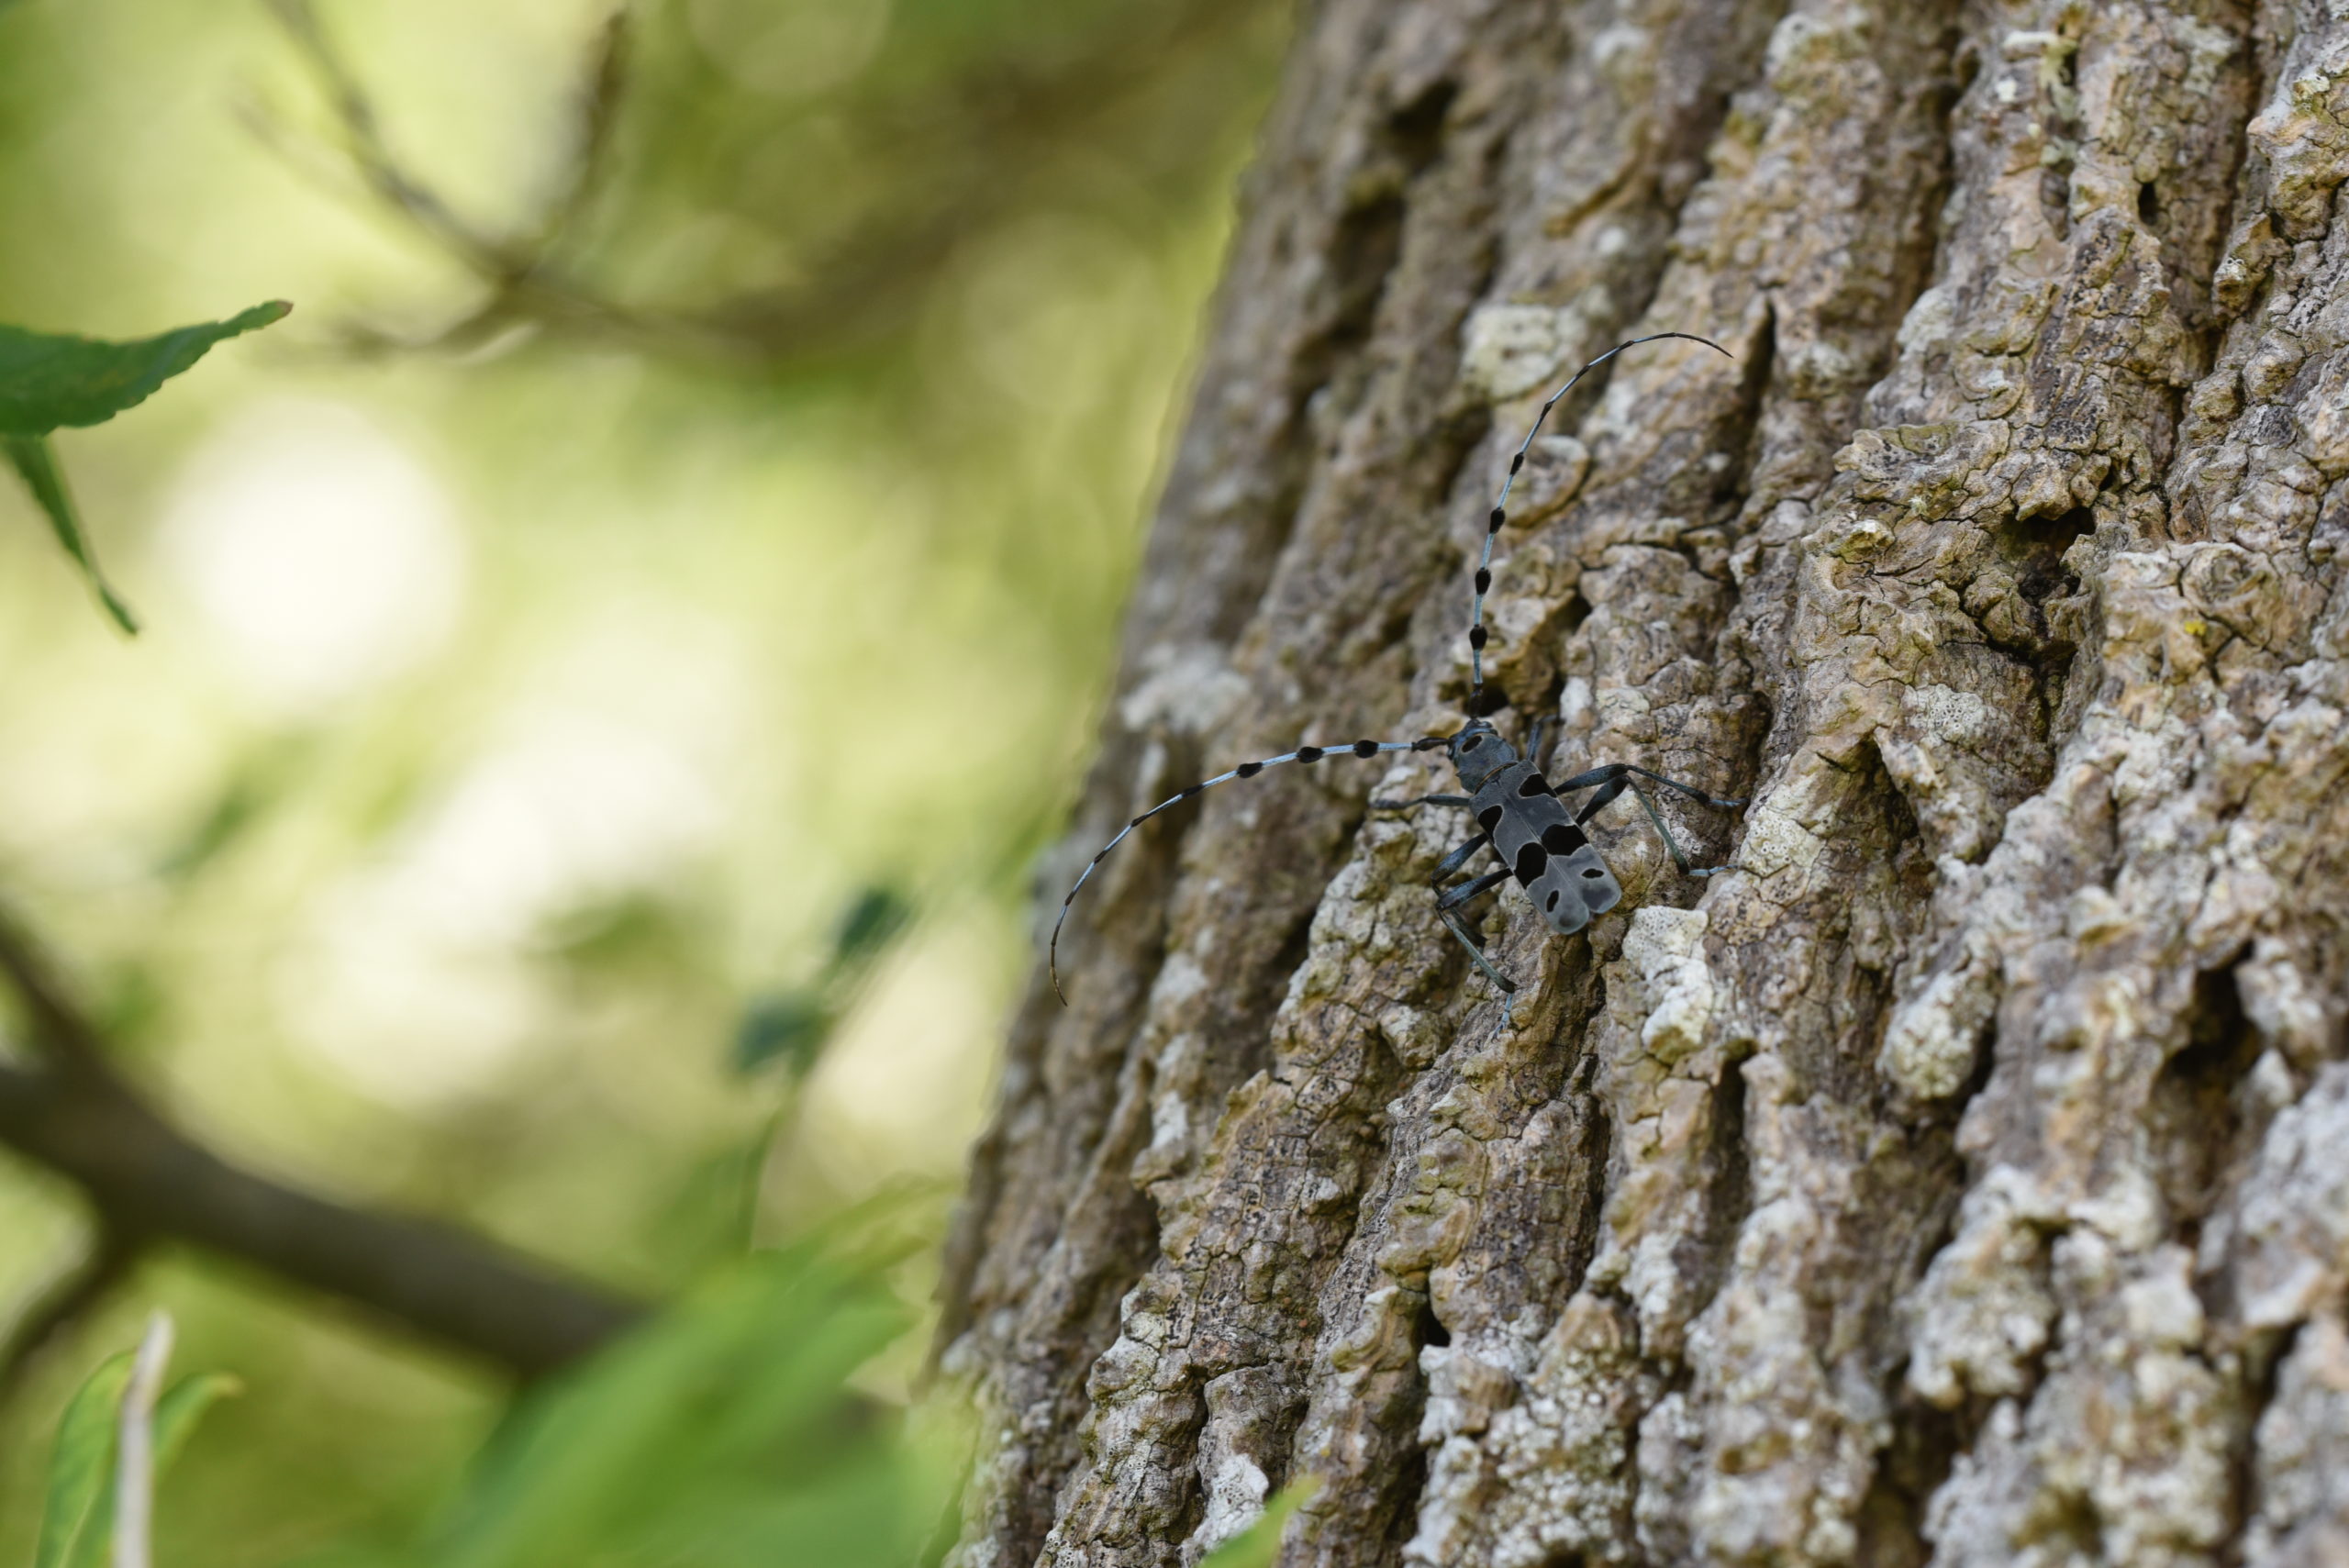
[940,1,2349,1564]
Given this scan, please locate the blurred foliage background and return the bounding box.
[0,0,1286,1558]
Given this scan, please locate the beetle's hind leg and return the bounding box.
[1556,764,1742,877]
[1551,762,1744,812]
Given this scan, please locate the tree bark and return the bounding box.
[940,0,2349,1563]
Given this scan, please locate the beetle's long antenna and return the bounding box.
[1468,331,1732,708]
[1050,735,1445,1003]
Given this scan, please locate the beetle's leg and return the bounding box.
[1430,831,1490,880]
[1434,864,1519,1019]
[1526,714,1554,771]
[1567,771,1737,877]
[1550,762,1743,810]
[1369,793,1475,813]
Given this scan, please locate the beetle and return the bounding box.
[1049,334,1744,1020]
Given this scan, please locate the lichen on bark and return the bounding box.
[940,1,2349,1563]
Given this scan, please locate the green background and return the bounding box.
[0,0,1284,1558]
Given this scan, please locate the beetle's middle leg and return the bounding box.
[1431,852,1519,1019]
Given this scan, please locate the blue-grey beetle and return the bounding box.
[1050,335,1745,1020]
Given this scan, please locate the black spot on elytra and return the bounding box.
[1542,823,1586,854]
[1582,866,1605,879]
[1476,805,1505,833]
[1545,891,1561,912]
[1514,842,1548,883]
[1516,772,1551,797]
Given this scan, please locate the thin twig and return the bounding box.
[112,1311,173,1568]
[246,0,1275,367]
[524,5,632,260]
[258,0,513,273]
[248,0,673,359]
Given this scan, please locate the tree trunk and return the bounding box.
[939,0,2349,1562]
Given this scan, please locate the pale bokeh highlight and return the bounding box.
[157,400,467,714]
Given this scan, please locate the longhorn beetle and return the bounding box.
[1051,333,1746,1021]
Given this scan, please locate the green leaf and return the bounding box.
[1199,1478,1320,1568]
[732,885,911,1079]
[829,886,908,968]
[731,992,830,1076]
[0,302,290,436]
[151,1370,241,1473]
[4,434,138,633]
[34,1340,235,1568]
[33,1350,133,1568]
[424,1233,940,1568]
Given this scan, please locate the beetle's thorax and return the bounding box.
[1448,721,1518,791]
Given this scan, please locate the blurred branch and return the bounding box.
[0,899,111,1074]
[247,0,696,360]
[0,1231,140,1407]
[258,0,518,275]
[0,907,647,1382]
[249,0,1277,365]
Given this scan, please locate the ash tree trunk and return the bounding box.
[938,0,2349,1562]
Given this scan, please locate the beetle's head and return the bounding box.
[1448,720,1517,791]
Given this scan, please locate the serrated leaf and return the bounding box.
[33,1350,134,1568]
[4,434,138,633]
[0,302,290,436]
[1198,1478,1319,1568]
